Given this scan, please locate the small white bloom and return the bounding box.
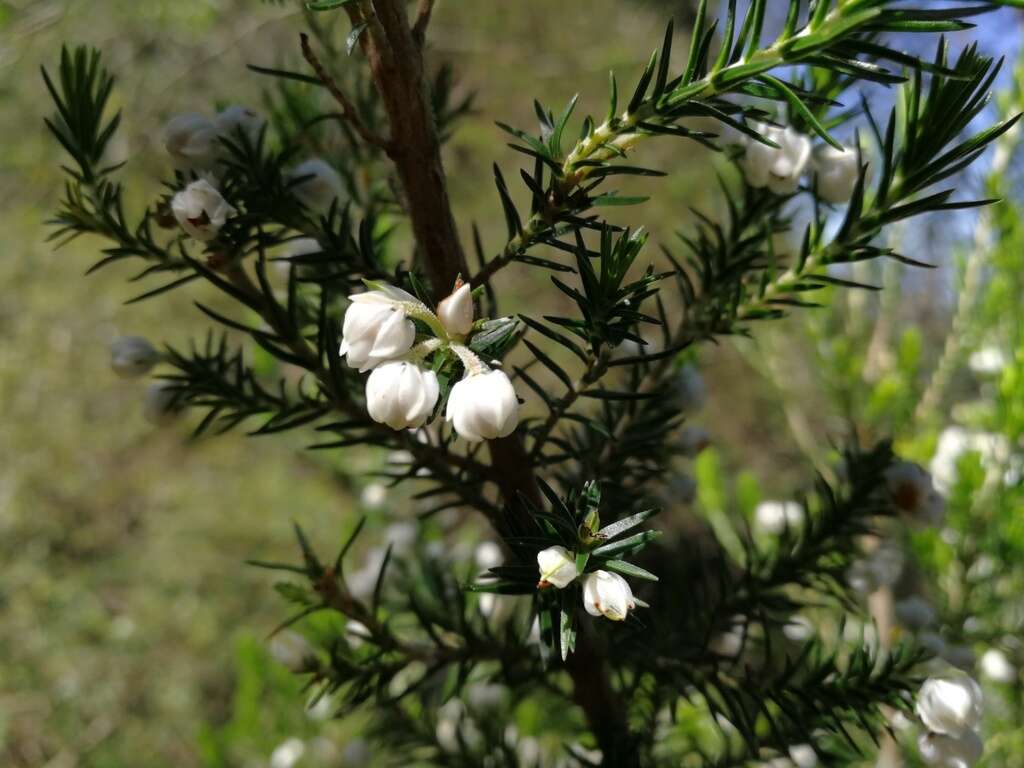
[365,361,439,430]
[143,382,181,425]
[289,157,344,211]
[742,123,812,195]
[360,483,387,509]
[789,744,818,768]
[980,648,1016,683]
[110,335,160,378]
[677,426,711,457]
[385,521,418,552]
[536,545,578,589]
[813,144,861,204]
[930,427,1013,495]
[268,631,316,672]
[582,570,635,621]
[895,595,938,631]
[437,283,474,337]
[968,346,1008,376]
[171,179,237,242]
[782,615,814,642]
[916,673,984,737]
[214,104,264,143]
[340,287,418,372]
[269,737,306,768]
[345,620,372,649]
[918,730,984,768]
[475,541,504,571]
[710,615,747,658]
[163,112,219,170]
[755,500,804,535]
[885,461,944,524]
[445,369,520,442]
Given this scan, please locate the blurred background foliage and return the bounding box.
[3,1,1024,766]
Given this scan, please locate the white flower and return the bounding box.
[789,744,818,768]
[918,730,984,768]
[885,461,945,524]
[475,541,503,571]
[170,179,237,242]
[916,673,983,737]
[813,144,861,204]
[980,648,1016,683]
[163,112,219,170]
[360,483,387,509]
[214,104,264,143]
[968,346,1008,376]
[339,286,419,372]
[268,630,316,672]
[437,283,474,337]
[110,335,160,378]
[445,369,520,442]
[742,123,812,195]
[143,382,181,425]
[582,570,635,621]
[895,595,938,630]
[755,500,804,535]
[365,361,439,430]
[289,157,344,211]
[677,426,711,457]
[536,545,578,589]
[930,426,1013,495]
[270,738,306,768]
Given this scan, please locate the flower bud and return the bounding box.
[895,595,938,631]
[885,461,945,524]
[171,179,237,242]
[445,369,520,442]
[365,361,439,430]
[676,426,711,457]
[742,123,811,196]
[980,648,1016,684]
[110,335,160,378]
[270,738,306,768]
[536,545,578,589]
[340,288,418,372]
[755,500,804,535]
[214,104,264,143]
[789,744,818,768]
[437,283,474,336]
[143,382,182,425]
[813,144,861,204]
[163,112,219,171]
[581,570,635,621]
[918,730,983,768]
[288,158,344,211]
[916,673,983,737]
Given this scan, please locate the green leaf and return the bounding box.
[595,508,659,541]
[600,559,659,581]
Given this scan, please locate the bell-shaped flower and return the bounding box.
[215,105,264,143]
[437,283,473,337]
[163,113,219,171]
[365,361,439,430]
[980,648,1016,684]
[814,144,861,204]
[536,545,578,589]
[755,500,804,535]
[288,158,344,211]
[742,123,811,195]
[143,382,182,425]
[916,673,984,737]
[110,335,161,378]
[445,369,519,442]
[885,460,945,525]
[171,179,238,242]
[918,730,984,768]
[340,287,418,372]
[582,570,636,621]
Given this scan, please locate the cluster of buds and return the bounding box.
[339,280,520,441]
[108,336,181,425]
[733,121,861,203]
[536,545,637,622]
[915,672,985,767]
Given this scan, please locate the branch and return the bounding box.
[411,0,435,47]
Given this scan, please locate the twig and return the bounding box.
[411,0,435,47]
[299,32,394,154]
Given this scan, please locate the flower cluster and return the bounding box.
[108,335,181,425]
[339,280,520,441]
[536,545,637,622]
[915,673,985,767]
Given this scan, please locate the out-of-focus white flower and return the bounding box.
[340,285,419,372]
[847,542,904,594]
[537,545,578,589]
[270,737,306,768]
[789,744,818,768]
[385,521,418,552]
[895,595,938,631]
[110,335,160,378]
[885,461,945,524]
[276,237,322,276]
[360,483,387,509]
[742,123,812,195]
[916,673,983,737]
[677,426,711,457]
[163,112,219,170]
[582,570,635,621]
[214,104,264,143]
[475,540,503,571]
[930,426,1014,495]
[674,364,706,413]
[813,144,861,204]
[980,648,1016,683]
[710,615,747,658]
[918,729,984,768]
[171,179,237,242]
[446,369,519,442]
[143,382,181,425]
[365,361,439,430]
[782,615,814,642]
[436,699,483,753]
[289,157,344,211]
[437,283,474,337]
[345,620,372,649]
[755,500,804,535]
[269,631,316,672]
[466,681,508,712]
[968,346,1008,376]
